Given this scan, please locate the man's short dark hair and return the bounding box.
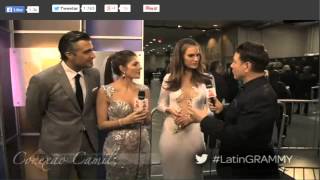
[58,31,91,61]
[236,41,269,73]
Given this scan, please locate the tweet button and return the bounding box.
[52,4,80,13]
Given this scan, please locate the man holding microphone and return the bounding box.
[190,42,280,179]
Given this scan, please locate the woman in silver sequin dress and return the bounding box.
[96,50,151,180]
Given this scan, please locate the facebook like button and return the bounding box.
[5,6,25,13]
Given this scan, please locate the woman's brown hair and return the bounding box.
[166,38,211,91]
[104,50,137,85]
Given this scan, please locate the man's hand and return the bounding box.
[209,97,223,114]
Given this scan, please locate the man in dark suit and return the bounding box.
[26,31,100,179]
[190,42,279,179]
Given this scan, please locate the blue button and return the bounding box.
[5,6,25,13]
[52,4,60,12]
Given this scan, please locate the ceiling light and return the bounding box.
[152,38,156,41]
[145,44,149,47]
[178,25,182,28]
[213,24,219,27]
[149,41,153,44]
[158,39,162,43]
[202,30,206,32]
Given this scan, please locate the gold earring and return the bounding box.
[122,72,126,78]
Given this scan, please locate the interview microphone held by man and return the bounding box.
[205,80,216,105]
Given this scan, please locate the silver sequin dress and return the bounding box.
[102,85,151,180]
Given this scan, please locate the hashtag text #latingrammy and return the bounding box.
[212,155,293,164]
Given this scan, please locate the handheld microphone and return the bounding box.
[135,90,147,112]
[138,90,145,100]
[205,80,216,105]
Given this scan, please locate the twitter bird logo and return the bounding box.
[195,154,208,164]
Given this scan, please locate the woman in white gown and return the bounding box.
[157,38,216,180]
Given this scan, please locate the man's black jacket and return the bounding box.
[201,76,278,152]
[200,76,279,178]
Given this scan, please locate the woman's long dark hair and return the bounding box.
[104,50,137,85]
[166,38,211,91]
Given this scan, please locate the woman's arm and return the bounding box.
[157,74,181,117]
[144,87,152,125]
[96,87,147,130]
[157,74,170,113]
